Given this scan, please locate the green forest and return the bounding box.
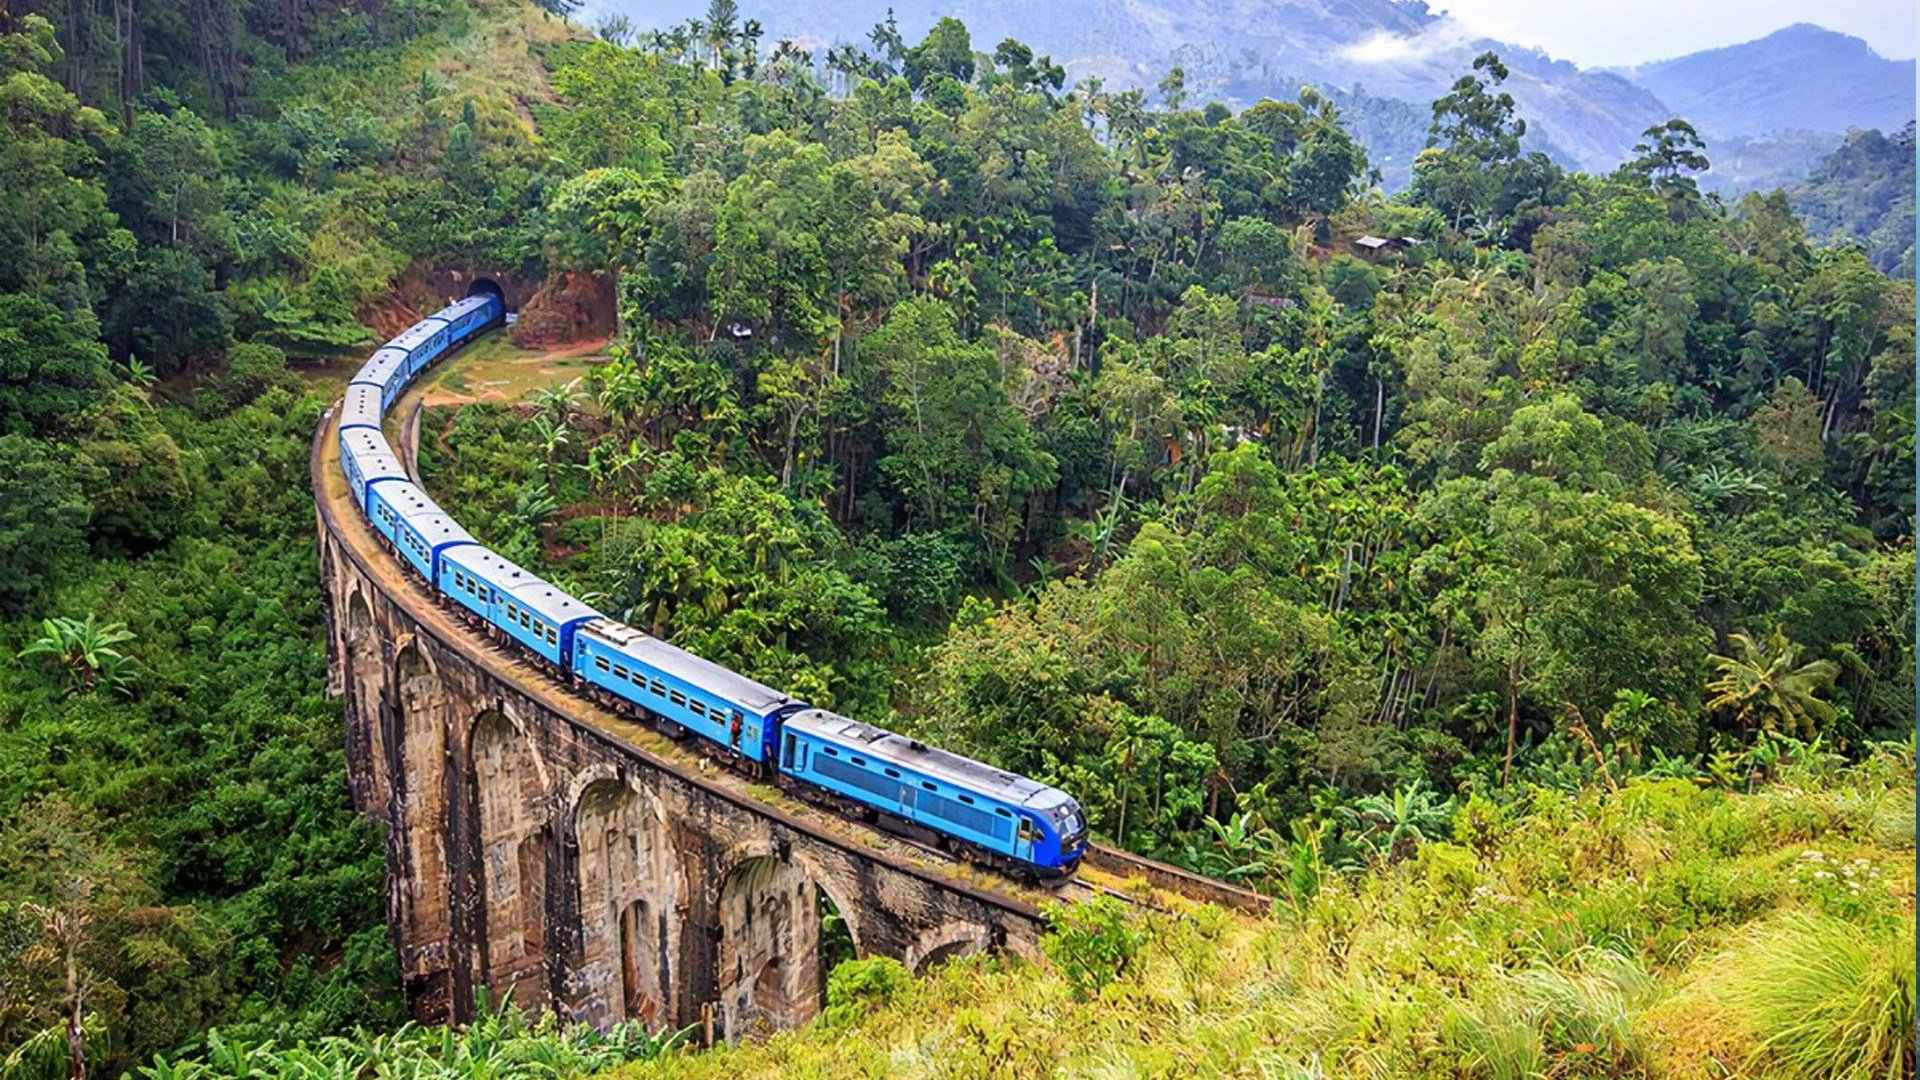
[0,0,1912,1076]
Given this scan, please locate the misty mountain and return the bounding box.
[1622,24,1916,139]
[599,0,1914,189]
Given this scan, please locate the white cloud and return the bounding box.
[1338,20,1479,66]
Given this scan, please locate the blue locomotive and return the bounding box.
[336,291,1086,879]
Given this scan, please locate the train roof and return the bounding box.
[380,482,478,549]
[502,574,601,628]
[441,545,539,588]
[784,709,1059,808]
[434,295,495,321]
[352,347,409,388]
[342,428,406,478]
[578,618,799,714]
[387,315,450,352]
[340,384,385,430]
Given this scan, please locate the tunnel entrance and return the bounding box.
[465,277,506,307]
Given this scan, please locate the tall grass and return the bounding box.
[1711,912,1915,1080]
[1445,949,1660,1080]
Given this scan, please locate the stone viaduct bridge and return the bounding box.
[313,362,1265,1040]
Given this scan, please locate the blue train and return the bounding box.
[336,290,1087,879]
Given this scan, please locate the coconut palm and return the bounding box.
[19,616,138,696]
[1706,627,1840,738]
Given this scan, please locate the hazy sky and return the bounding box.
[1432,0,1916,67]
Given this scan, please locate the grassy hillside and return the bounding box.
[615,749,1914,1080]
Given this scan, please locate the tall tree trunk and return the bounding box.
[64,947,85,1080]
[1371,375,1384,449]
[1502,678,1518,787]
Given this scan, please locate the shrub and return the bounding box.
[1041,897,1146,999]
[1713,912,1916,1080]
[823,957,912,1028]
[214,343,288,406]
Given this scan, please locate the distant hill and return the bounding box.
[1623,24,1916,139]
[601,1,1915,190]
[1789,122,1917,277]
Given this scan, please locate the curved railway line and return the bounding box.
[316,304,1270,985]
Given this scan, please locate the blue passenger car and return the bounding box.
[436,547,597,666]
[351,347,413,409]
[780,710,1088,875]
[339,384,385,434]
[388,316,452,379]
[340,428,408,511]
[435,295,500,342]
[366,482,477,582]
[572,619,805,763]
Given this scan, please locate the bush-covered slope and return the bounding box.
[614,751,1915,1080]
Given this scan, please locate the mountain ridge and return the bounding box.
[598,0,1915,188]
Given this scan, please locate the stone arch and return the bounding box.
[906,922,994,975]
[394,640,456,981]
[343,588,389,810]
[571,774,681,1031]
[465,277,506,308]
[470,708,553,1009]
[712,843,855,1040]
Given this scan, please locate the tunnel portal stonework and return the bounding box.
[316,433,1042,1037]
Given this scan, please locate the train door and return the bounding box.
[1015,816,1038,863]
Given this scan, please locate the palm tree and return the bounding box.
[1706,627,1840,738]
[19,616,137,696]
[530,379,580,428]
[529,415,570,495]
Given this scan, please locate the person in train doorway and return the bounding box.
[730,712,743,752]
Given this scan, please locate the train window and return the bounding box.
[958,794,975,805]
[520,613,532,629]
[782,733,796,769]
[544,627,557,645]
[1018,818,1038,841]
[994,808,1012,817]
[823,747,839,756]
[689,701,706,717]
[921,781,937,792]
[613,664,629,680]
[506,603,518,621]
[595,657,611,673]
[669,690,687,707]
[650,679,665,696]
[850,756,865,767]
[884,768,900,778]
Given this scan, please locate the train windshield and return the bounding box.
[1059,806,1087,846]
